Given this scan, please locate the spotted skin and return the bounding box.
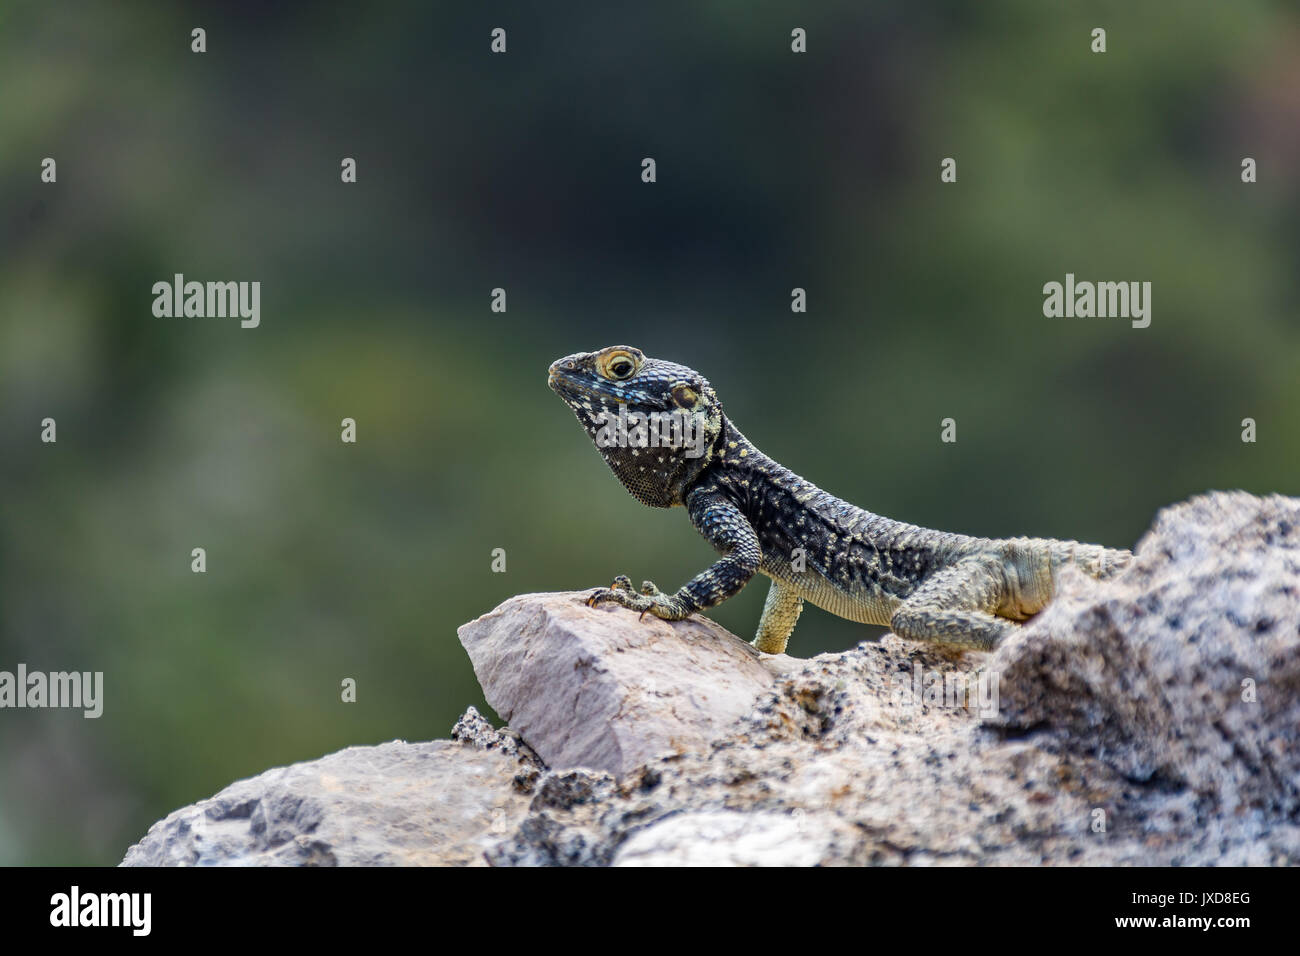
[548,346,1132,653]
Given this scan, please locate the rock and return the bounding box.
[988,491,1300,817]
[483,768,621,867]
[122,492,1300,866]
[484,493,1300,866]
[612,810,860,867]
[120,726,539,866]
[457,591,796,775]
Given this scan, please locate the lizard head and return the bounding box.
[548,346,724,507]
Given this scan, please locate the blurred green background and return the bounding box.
[2,0,1298,865]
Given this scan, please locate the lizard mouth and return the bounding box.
[548,368,623,405]
[547,368,583,396]
[546,360,575,392]
[546,367,571,392]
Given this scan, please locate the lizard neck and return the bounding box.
[711,416,764,469]
[686,416,787,497]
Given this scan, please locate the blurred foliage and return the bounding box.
[1,0,1298,864]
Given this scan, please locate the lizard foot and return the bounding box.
[586,577,691,620]
[586,574,635,607]
[585,575,633,606]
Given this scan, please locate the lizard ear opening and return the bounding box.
[671,384,699,409]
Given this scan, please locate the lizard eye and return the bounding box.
[671,384,698,409]
[599,350,639,381]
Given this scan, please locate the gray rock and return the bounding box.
[122,492,1300,866]
[457,591,795,775]
[483,768,621,867]
[121,730,537,866]
[988,490,1300,817]
[613,810,860,867]
[487,492,1300,866]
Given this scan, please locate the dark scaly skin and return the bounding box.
[548,346,1132,653]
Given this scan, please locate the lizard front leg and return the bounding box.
[586,489,761,621]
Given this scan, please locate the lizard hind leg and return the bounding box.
[889,557,1018,650]
[753,579,804,655]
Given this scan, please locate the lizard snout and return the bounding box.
[547,354,584,390]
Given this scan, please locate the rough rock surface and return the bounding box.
[482,492,1300,866]
[122,491,1300,866]
[989,491,1300,818]
[458,591,798,775]
[120,724,540,866]
[612,811,864,867]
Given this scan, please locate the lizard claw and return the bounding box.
[588,574,636,607]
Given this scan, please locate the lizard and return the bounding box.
[548,345,1132,654]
